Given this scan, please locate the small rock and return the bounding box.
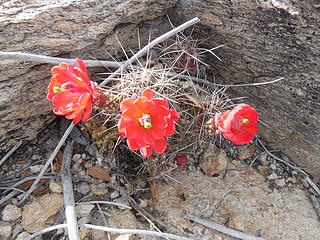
[259,152,268,165]
[2,204,22,222]
[227,215,245,232]
[237,145,256,160]
[11,198,18,205]
[31,154,40,160]
[75,204,95,218]
[269,173,278,180]
[49,180,63,193]
[0,222,12,240]
[91,183,109,196]
[300,178,310,188]
[270,163,277,170]
[72,154,82,162]
[78,216,91,225]
[16,232,31,240]
[77,182,91,195]
[82,153,87,159]
[274,178,286,187]
[111,190,120,199]
[288,176,297,184]
[92,229,107,240]
[200,146,229,176]
[22,193,64,233]
[29,165,44,174]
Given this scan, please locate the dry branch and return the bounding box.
[100,17,200,86]
[18,122,75,205]
[184,214,266,240]
[0,140,22,167]
[0,52,123,68]
[61,139,80,240]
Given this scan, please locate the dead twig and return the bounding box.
[61,139,80,240]
[0,140,22,167]
[0,52,123,68]
[184,214,266,240]
[25,224,68,240]
[18,122,75,205]
[100,17,200,86]
[76,200,131,209]
[310,195,320,220]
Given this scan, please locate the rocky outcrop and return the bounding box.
[0,0,177,152]
[168,0,320,181]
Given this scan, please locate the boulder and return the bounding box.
[168,0,320,180]
[0,0,176,152]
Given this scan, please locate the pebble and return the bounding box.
[288,176,297,184]
[237,145,256,160]
[31,154,40,160]
[300,178,310,188]
[72,154,82,162]
[91,183,109,196]
[29,165,44,174]
[259,153,268,165]
[269,173,278,180]
[2,204,22,222]
[111,190,120,200]
[92,229,107,240]
[22,193,64,233]
[275,178,286,187]
[16,232,31,240]
[200,146,229,176]
[75,204,95,218]
[0,222,12,240]
[270,163,277,170]
[49,180,63,193]
[77,182,91,195]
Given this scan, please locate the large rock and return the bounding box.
[168,0,320,180]
[0,0,177,153]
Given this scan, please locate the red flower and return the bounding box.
[47,58,98,124]
[175,155,188,167]
[118,89,179,157]
[212,104,258,145]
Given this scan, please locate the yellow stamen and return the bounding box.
[144,122,152,128]
[53,87,62,93]
[243,118,249,124]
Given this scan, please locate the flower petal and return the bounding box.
[142,89,154,100]
[75,58,87,75]
[127,138,140,150]
[142,130,155,145]
[125,122,142,139]
[140,146,153,158]
[152,116,167,129]
[118,118,126,136]
[153,98,169,108]
[170,109,179,121]
[151,138,167,153]
[120,98,134,112]
[81,98,93,122]
[151,127,166,140]
[164,119,175,137]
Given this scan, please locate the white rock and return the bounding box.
[16,232,31,240]
[49,180,63,193]
[269,173,279,180]
[77,182,91,194]
[29,164,44,174]
[0,222,12,240]
[275,178,286,187]
[75,204,95,218]
[72,153,82,162]
[2,204,22,222]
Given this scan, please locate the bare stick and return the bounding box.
[0,140,22,167]
[61,139,80,240]
[0,52,123,68]
[310,195,320,220]
[82,224,193,240]
[18,122,75,205]
[184,214,266,240]
[25,224,68,240]
[99,17,200,86]
[76,201,131,209]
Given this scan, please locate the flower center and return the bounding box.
[53,87,62,93]
[243,118,249,124]
[139,114,152,128]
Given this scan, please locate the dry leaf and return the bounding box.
[148,180,159,201]
[17,179,47,190]
[87,166,110,181]
[55,150,64,164]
